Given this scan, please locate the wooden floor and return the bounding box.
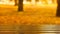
[0,25,60,34]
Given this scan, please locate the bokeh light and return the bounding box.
[0,0,57,5]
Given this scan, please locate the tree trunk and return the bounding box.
[56,0,60,17]
[18,0,23,11]
[14,0,18,6]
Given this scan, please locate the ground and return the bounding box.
[0,4,60,34]
[0,4,59,25]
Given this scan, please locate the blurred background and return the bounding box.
[0,0,57,5]
[0,0,60,34]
